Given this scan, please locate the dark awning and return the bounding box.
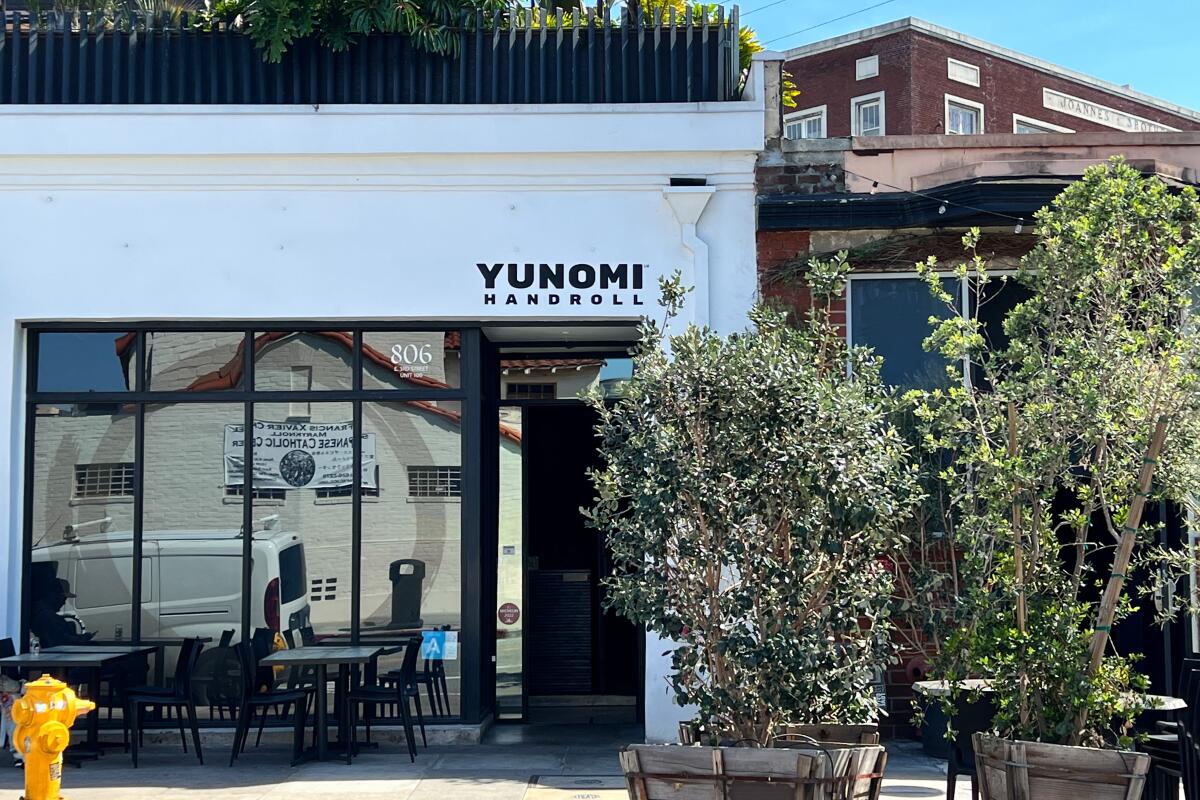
[758,176,1075,231]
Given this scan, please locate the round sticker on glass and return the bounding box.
[497,603,520,625]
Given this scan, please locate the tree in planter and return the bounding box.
[584,259,923,746]
[916,157,1200,747]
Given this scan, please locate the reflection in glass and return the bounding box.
[144,402,245,719]
[37,332,135,393]
[850,277,961,389]
[253,332,353,392]
[145,332,245,391]
[30,404,137,645]
[250,403,351,641]
[362,331,460,390]
[496,407,524,719]
[500,357,606,400]
[598,358,633,398]
[360,403,463,717]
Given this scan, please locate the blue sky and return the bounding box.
[747,0,1200,112]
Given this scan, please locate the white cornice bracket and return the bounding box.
[662,185,716,326]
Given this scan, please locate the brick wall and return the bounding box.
[785,32,915,137]
[756,161,845,197]
[786,27,1199,136]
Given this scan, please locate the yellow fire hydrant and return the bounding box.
[11,674,95,800]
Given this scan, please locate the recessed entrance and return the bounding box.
[494,350,643,725]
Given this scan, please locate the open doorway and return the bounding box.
[495,402,643,724]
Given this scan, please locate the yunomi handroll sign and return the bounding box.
[223,421,377,490]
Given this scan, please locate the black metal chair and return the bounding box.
[228,641,311,767]
[349,637,422,762]
[418,654,451,717]
[124,637,204,768]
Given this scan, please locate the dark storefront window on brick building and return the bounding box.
[850,274,1029,390]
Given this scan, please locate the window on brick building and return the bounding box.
[1012,114,1073,134]
[851,92,885,136]
[855,55,879,80]
[945,95,984,134]
[947,58,980,87]
[848,273,1027,390]
[784,105,826,139]
[849,275,960,389]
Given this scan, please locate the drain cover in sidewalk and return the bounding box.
[524,775,627,799]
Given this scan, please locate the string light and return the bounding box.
[842,167,1031,229]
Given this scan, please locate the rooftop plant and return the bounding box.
[585,262,922,745]
[916,157,1200,746]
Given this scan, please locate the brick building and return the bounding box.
[754,51,1200,737]
[782,17,1200,141]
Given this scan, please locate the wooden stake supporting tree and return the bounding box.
[914,157,1200,755]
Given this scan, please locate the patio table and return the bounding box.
[0,646,156,763]
[261,645,383,763]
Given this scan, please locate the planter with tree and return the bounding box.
[916,158,1200,799]
[586,260,922,799]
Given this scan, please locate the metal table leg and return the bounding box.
[315,663,328,761]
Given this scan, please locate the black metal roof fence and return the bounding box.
[0,6,741,104]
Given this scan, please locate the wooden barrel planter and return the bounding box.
[973,734,1151,800]
[621,742,887,800]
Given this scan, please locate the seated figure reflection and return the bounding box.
[29,563,93,647]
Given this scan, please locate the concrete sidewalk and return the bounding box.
[0,725,968,799]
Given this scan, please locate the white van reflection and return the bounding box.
[30,519,311,666]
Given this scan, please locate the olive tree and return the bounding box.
[917,157,1200,746]
[585,260,922,745]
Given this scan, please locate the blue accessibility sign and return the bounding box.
[421,630,458,661]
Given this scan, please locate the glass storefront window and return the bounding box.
[24,325,473,725]
[500,357,607,400]
[29,404,137,646]
[253,331,354,392]
[36,332,136,392]
[362,331,460,390]
[496,406,523,719]
[250,402,354,641]
[145,332,246,391]
[360,402,463,717]
[143,402,245,719]
[28,403,142,722]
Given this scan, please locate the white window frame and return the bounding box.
[947,58,980,87]
[945,93,985,134]
[1012,113,1074,134]
[855,55,879,81]
[783,104,827,140]
[845,270,1018,389]
[850,91,886,136]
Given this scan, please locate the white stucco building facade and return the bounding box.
[0,56,774,743]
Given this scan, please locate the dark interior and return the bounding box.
[522,403,642,723]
